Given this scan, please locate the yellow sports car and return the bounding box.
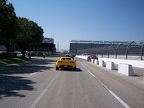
[56,57,76,71]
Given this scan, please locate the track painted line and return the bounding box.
[81,63,87,68]
[81,63,85,68]
[78,61,86,68]
[29,70,44,76]
[30,72,38,76]
[29,74,58,108]
[87,70,131,108]
[87,70,96,78]
[109,90,130,108]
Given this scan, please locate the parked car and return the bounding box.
[56,57,76,71]
[87,55,98,62]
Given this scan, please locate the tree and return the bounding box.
[16,17,43,58]
[0,0,17,54]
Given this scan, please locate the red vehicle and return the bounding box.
[87,55,98,62]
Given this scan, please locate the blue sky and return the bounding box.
[8,0,144,50]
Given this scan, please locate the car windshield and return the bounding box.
[61,58,71,60]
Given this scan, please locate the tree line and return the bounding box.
[0,0,44,57]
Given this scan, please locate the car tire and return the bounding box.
[73,67,76,71]
[56,67,59,70]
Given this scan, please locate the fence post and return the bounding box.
[107,52,109,58]
[141,45,144,60]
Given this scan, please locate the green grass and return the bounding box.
[0,57,29,65]
[12,57,26,62]
[0,60,8,65]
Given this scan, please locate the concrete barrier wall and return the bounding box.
[118,64,135,76]
[98,55,143,60]
[99,60,105,67]
[106,61,114,70]
[99,58,144,68]
[76,55,88,60]
[94,59,99,65]
[76,55,136,76]
[76,55,144,68]
[91,59,95,63]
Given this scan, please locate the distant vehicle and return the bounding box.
[87,55,98,62]
[65,54,75,59]
[56,57,76,71]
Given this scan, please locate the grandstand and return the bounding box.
[70,40,144,60]
[70,40,130,53]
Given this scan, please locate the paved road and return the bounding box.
[0,57,144,108]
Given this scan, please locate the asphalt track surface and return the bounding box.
[0,57,144,108]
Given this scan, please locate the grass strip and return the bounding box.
[0,57,29,65]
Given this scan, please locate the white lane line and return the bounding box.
[109,90,131,108]
[78,61,85,68]
[87,70,131,108]
[29,74,58,108]
[30,72,38,76]
[81,63,88,68]
[87,70,96,78]
[81,63,85,68]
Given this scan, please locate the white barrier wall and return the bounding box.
[76,55,88,60]
[99,58,144,68]
[76,55,137,76]
[94,59,99,65]
[106,61,114,70]
[76,55,144,68]
[91,59,94,63]
[118,64,135,76]
[99,60,105,67]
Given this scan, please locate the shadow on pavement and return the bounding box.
[76,68,82,72]
[0,65,51,74]
[30,57,56,65]
[0,57,54,74]
[0,75,35,98]
[0,57,54,98]
[59,68,82,72]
